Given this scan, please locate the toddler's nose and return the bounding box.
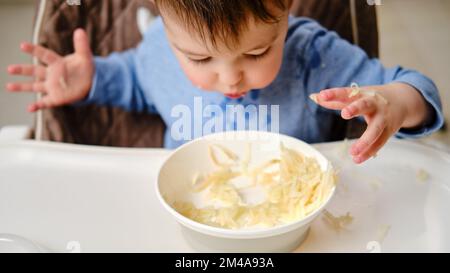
[220,69,242,87]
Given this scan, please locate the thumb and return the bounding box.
[73,28,92,57]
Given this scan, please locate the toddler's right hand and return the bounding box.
[6,28,94,112]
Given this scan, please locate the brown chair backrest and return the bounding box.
[32,0,165,147]
[290,0,378,58]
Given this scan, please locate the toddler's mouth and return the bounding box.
[225,93,244,99]
[224,91,247,99]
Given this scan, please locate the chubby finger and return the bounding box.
[6,81,46,93]
[73,28,92,57]
[27,96,54,112]
[320,87,362,102]
[350,115,386,158]
[311,97,347,110]
[20,42,61,65]
[7,64,46,80]
[310,87,362,110]
[352,130,390,164]
[341,97,377,120]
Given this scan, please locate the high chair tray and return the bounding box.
[0,139,449,252]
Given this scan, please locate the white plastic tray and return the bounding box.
[0,139,449,252]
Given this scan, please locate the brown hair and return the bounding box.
[154,0,290,50]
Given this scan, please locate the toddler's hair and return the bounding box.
[154,0,290,50]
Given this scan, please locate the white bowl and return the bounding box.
[156,131,336,252]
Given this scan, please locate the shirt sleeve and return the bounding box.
[297,19,444,138]
[74,43,157,114]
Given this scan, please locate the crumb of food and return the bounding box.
[208,144,239,168]
[322,210,353,232]
[348,83,388,105]
[376,224,391,243]
[333,138,349,159]
[309,93,319,104]
[349,83,361,98]
[369,178,382,191]
[339,181,349,194]
[416,168,430,183]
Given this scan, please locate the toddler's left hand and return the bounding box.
[311,84,409,164]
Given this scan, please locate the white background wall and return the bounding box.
[0,1,34,128]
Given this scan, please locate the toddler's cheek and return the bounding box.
[247,53,282,89]
[250,66,279,89]
[172,52,213,89]
[184,67,215,90]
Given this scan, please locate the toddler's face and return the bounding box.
[161,9,289,98]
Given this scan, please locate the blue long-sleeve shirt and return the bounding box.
[79,16,444,149]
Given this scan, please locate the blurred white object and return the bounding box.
[32,0,47,141]
[137,7,156,36]
[0,234,47,253]
[0,126,29,141]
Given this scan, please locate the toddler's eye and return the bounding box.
[246,47,271,61]
[189,57,212,65]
